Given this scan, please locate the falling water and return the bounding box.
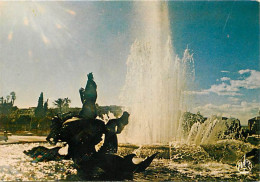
[187,116,236,145]
[120,2,194,144]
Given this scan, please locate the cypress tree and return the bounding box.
[35,92,44,118]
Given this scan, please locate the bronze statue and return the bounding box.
[27,73,157,180]
[79,72,97,119]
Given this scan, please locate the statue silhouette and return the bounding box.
[79,73,97,119]
[28,72,158,180]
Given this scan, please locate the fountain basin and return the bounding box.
[0,142,259,181]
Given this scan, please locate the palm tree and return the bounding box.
[10,92,16,105]
[6,95,10,103]
[64,97,71,112]
[53,97,71,114]
[53,98,65,114]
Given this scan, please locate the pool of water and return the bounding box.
[0,142,258,181]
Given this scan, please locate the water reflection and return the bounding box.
[0,143,258,181]
[0,143,77,181]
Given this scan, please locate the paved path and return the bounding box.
[0,135,47,145]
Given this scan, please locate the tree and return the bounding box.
[0,97,3,104]
[6,95,10,103]
[53,98,65,114]
[10,92,16,105]
[35,92,45,118]
[53,98,71,114]
[0,92,18,131]
[64,97,71,112]
[43,99,48,116]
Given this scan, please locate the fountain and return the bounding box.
[1,2,260,181]
[120,2,194,144]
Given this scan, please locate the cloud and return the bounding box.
[238,69,252,74]
[220,77,230,81]
[184,90,209,95]
[207,82,241,96]
[228,97,240,103]
[230,70,260,89]
[188,69,260,96]
[192,101,260,124]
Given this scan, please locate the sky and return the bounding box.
[0,1,259,124]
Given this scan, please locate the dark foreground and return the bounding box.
[0,142,259,181]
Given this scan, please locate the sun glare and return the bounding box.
[1,1,76,48]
